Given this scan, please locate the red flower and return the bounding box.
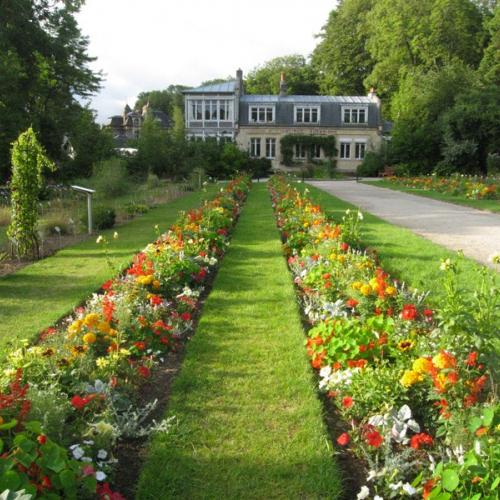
[358,344,367,353]
[410,433,433,449]
[423,308,433,318]
[332,361,342,371]
[40,476,52,489]
[71,394,95,410]
[322,273,331,280]
[366,430,383,448]
[340,242,349,252]
[101,280,114,291]
[160,336,170,345]
[149,295,163,306]
[137,366,151,378]
[346,298,359,308]
[181,312,191,321]
[342,396,353,408]
[97,482,126,500]
[466,351,478,367]
[133,341,146,351]
[401,304,417,321]
[337,432,350,446]
[37,435,47,445]
[463,394,477,408]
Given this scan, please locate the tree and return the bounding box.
[440,85,500,175]
[7,128,55,258]
[312,0,375,95]
[478,4,500,85]
[0,0,102,180]
[245,55,319,95]
[389,62,476,170]
[134,85,191,115]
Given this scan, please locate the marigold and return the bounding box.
[82,332,97,344]
[400,370,423,388]
[68,319,84,335]
[385,286,397,297]
[83,313,100,328]
[432,350,456,370]
[360,284,372,296]
[97,321,111,334]
[412,357,434,375]
[136,274,154,286]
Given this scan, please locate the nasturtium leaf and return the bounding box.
[0,419,18,431]
[15,450,36,469]
[0,470,21,492]
[469,417,482,433]
[24,421,42,435]
[442,469,459,492]
[469,494,482,500]
[39,442,66,473]
[482,407,494,427]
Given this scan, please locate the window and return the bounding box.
[312,144,321,159]
[250,138,261,157]
[190,101,203,121]
[219,100,233,121]
[205,100,218,121]
[342,107,368,124]
[249,106,274,123]
[340,142,351,159]
[295,143,306,159]
[295,106,320,124]
[355,142,366,160]
[265,138,276,159]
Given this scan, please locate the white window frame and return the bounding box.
[312,144,321,159]
[189,100,203,121]
[265,138,276,159]
[294,143,306,159]
[250,138,261,157]
[204,100,218,121]
[249,105,275,123]
[218,100,234,122]
[355,141,367,160]
[294,106,320,124]
[342,106,368,125]
[340,141,351,160]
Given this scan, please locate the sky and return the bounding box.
[76,0,336,123]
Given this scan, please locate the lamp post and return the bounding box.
[71,185,96,234]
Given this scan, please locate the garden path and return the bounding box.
[137,185,341,499]
[308,180,500,269]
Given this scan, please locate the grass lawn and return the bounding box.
[0,186,218,355]
[300,183,497,303]
[363,180,500,213]
[137,185,342,499]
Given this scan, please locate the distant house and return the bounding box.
[183,69,386,172]
[107,103,170,145]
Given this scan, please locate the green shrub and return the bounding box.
[82,206,116,230]
[91,158,130,197]
[38,212,77,237]
[146,172,161,188]
[487,153,500,175]
[0,206,11,226]
[124,201,149,216]
[246,157,272,179]
[356,151,384,177]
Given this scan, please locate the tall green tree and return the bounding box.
[134,85,191,115]
[478,4,500,85]
[245,55,319,95]
[0,0,102,180]
[312,0,375,95]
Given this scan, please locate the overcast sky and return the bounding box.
[76,0,336,123]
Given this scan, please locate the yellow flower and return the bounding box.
[337,255,346,264]
[360,284,372,296]
[397,339,415,352]
[400,370,423,388]
[152,280,161,290]
[68,319,84,335]
[96,357,110,369]
[351,281,363,290]
[136,275,154,286]
[97,321,111,334]
[369,278,378,288]
[83,313,100,328]
[329,253,337,261]
[71,345,87,357]
[303,222,309,228]
[108,328,118,337]
[413,357,434,375]
[83,332,97,344]
[432,351,456,370]
[385,286,397,297]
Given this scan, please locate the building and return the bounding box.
[107,103,170,146]
[183,69,385,172]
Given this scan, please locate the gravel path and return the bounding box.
[307,180,500,269]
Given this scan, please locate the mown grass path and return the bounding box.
[137,185,341,499]
[0,187,217,353]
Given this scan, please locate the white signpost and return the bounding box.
[71,185,96,234]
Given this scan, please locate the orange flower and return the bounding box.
[432,350,456,370]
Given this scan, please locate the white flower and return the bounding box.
[367,470,377,482]
[474,440,482,455]
[357,211,363,220]
[81,456,93,463]
[357,486,370,499]
[96,235,104,244]
[113,231,119,239]
[402,483,417,496]
[374,496,384,500]
[439,258,452,271]
[96,471,107,481]
[83,440,94,446]
[389,481,403,491]
[71,446,85,460]
[97,449,108,460]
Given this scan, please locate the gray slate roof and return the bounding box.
[185,81,237,94]
[241,95,372,104]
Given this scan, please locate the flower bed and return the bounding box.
[0,176,251,499]
[386,175,499,200]
[269,176,499,500]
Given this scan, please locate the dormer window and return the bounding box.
[342,106,368,124]
[294,106,320,124]
[249,106,275,123]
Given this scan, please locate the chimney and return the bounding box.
[279,72,287,97]
[235,68,244,97]
[368,87,380,107]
